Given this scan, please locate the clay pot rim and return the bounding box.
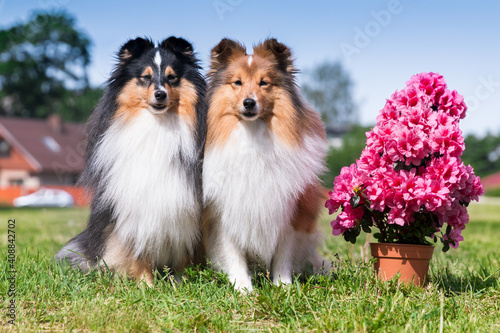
[370,242,435,259]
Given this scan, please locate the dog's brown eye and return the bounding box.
[259,80,268,86]
[234,80,242,86]
[167,74,177,82]
[141,75,152,81]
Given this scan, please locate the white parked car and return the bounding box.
[13,188,74,208]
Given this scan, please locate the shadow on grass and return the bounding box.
[54,253,499,298]
[431,265,500,295]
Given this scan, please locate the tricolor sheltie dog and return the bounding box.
[55,37,207,285]
[202,38,330,292]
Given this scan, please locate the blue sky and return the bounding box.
[1,0,499,137]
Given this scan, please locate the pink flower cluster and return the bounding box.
[326,72,484,249]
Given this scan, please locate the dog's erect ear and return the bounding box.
[254,38,295,74]
[210,38,246,70]
[160,37,197,63]
[118,37,155,64]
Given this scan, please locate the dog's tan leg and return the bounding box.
[128,258,154,286]
[290,182,331,275]
[101,233,154,286]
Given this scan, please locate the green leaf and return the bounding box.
[443,243,450,252]
[350,195,360,208]
[343,230,351,243]
[349,233,357,244]
[349,228,358,244]
[415,230,422,239]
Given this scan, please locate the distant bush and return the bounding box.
[322,125,372,187]
[462,132,500,178]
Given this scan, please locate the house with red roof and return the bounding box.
[0,115,88,205]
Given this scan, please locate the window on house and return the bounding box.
[9,179,23,186]
[42,136,61,153]
[0,139,10,157]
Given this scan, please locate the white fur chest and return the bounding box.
[203,121,326,262]
[93,110,200,265]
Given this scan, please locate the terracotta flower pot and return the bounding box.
[370,243,434,286]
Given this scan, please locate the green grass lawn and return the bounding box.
[1,202,499,332]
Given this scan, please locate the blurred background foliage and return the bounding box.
[0,11,102,121]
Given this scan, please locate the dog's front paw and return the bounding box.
[235,282,253,294]
[314,258,333,276]
[230,274,253,293]
[273,274,292,287]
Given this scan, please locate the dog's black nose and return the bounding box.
[243,98,256,110]
[154,90,167,102]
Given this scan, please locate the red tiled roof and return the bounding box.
[481,171,500,189]
[0,116,85,173]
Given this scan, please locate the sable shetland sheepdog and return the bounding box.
[202,38,330,292]
[55,37,207,285]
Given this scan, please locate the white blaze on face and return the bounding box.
[154,51,162,73]
[247,55,253,67]
[152,51,167,98]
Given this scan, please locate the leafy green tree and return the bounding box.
[54,87,103,122]
[0,11,98,121]
[302,61,357,126]
[322,125,372,187]
[301,61,360,186]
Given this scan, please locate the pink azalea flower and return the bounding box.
[364,173,392,211]
[401,107,433,132]
[326,72,483,251]
[456,166,485,202]
[433,110,454,128]
[471,176,485,200]
[426,156,463,191]
[448,203,469,230]
[429,123,465,157]
[365,130,384,153]
[376,99,400,124]
[357,147,390,175]
[325,192,341,215]
[396,127,429,166]
[366,122,397,154]
[439,89,467,120]
[384,138,401,162]
[443,228,464,249]
[418,177,451,212]
[387,207,413,226]
[394,84,423,109]
[325,164,365,214]
[407,72,446,92]
[331,204,364,236]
